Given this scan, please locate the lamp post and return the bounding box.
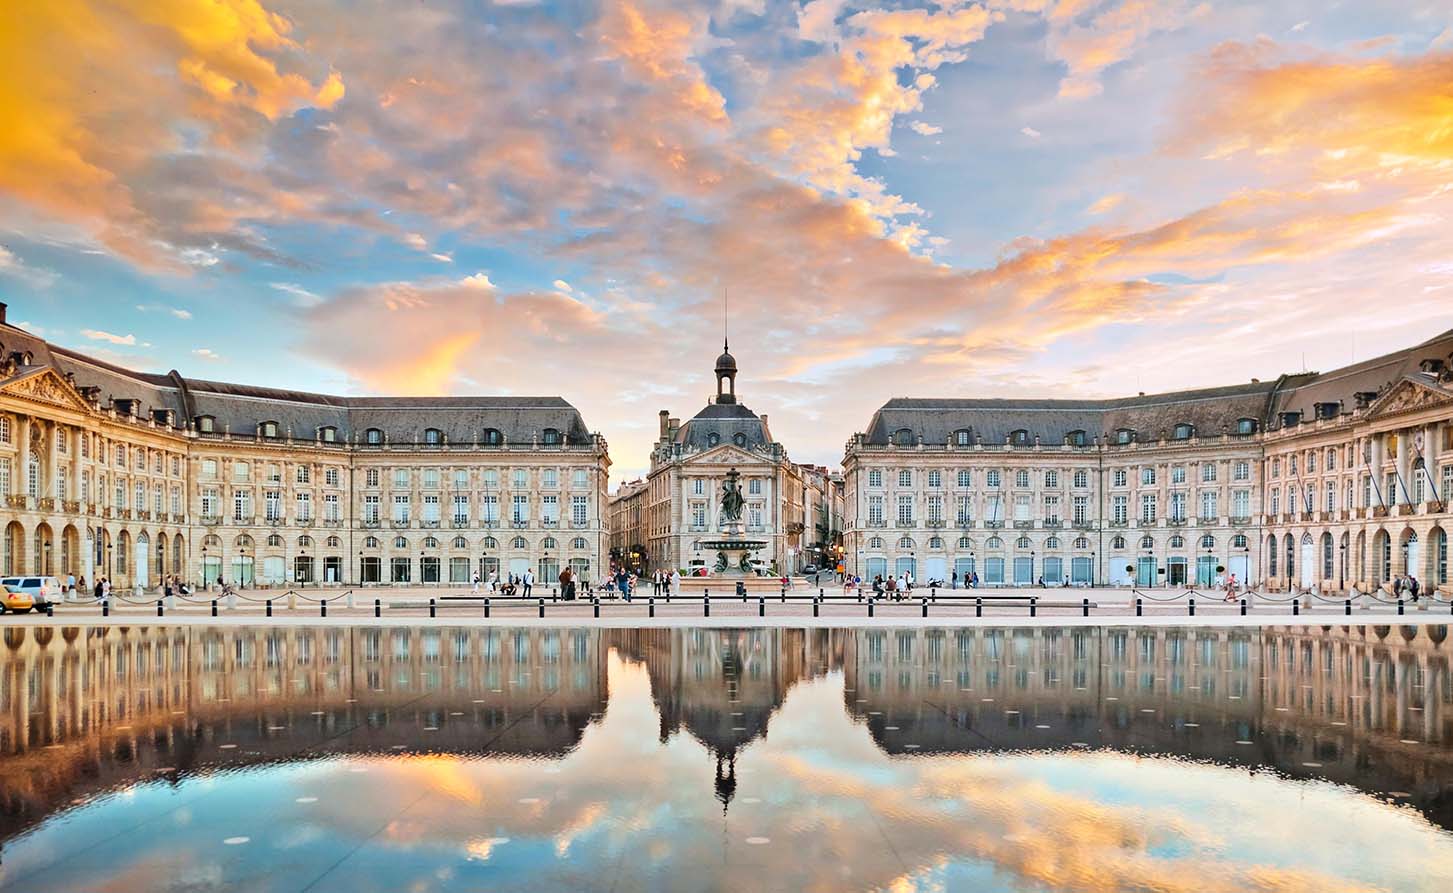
[357,549,364,586]
[1090,550,1096,588]
[1030,549,1036,587]
[201,544,208,591]
[1339,540,1347,590]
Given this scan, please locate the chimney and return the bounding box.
[760,414,769,428]
[659,410,670,441]
[0,302,7,325]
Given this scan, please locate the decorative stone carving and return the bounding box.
[1,369,93,412]
[1369,379,1453,419]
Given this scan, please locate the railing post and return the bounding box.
[288,590,297,611]
[649,597,655,618]
[321,600,327,618]
[212,599,219,617]
[374,598,381,618]
[156,600,164,617]
[1293,600,1300,616]
[429,597,436,618]
[1344,598,1351,616]
[1397,599,1405,615]
[45,603,53,617]
[1240,598,1247,616]
[1135,597,1143,617]
[813,597,819,618]
[484,597,491,619]
[266,599,273,617]
[921,597,928,618]
[758,596,765,618]
[1030,597,1037,618]
[975,597,982,618]
[103,599,109,617]
[1189,598,1195,617]
[538,598,545,618]
[868,598,874,618]
[703,595,709,618]
[347,591,355,610]
[1082,597,1089,617]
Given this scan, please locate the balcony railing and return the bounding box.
[62,500,81,514]
[296,519,315,527]
[865,519,888,528]
[1013,520,1034,529]
[957,520,975,529]
[420,520,441,528]
[361,519,381,529]
[202,515,222,526]
[925,519,947,529]
[1042,520,1063,529]
[984,521,1005,529]
[38,497,56,511]
[452,519,471,528]
[571,519,589,528]
[895,520,917,528]
[391,520,411,529]
[323,519,344,528]
[1230,516,1251,526]
[511,520,528,529]
[541,519,559,528]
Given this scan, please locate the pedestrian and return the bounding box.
[781,574,791,592]
[523,568,534,597]
[971,571,979,588]
[1037,576,1045,589]
[559,565,574,600]
[77,575,87,599]
[951,570,957,590]
[670,568,680,596]
[1392,575,1404,598]
[101,577,112,601]
[1224,573,1239,602]
[471,570,481,595]
[1410,575,1421,602]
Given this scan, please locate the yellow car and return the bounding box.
[0,585,34,614]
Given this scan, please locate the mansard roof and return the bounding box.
[1,319,594,445]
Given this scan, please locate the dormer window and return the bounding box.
[1236,418,1257,435]
[364,428,382,445]
[954,429,972,446]
[1172,423,1194,441]
[542,428,561,445]
[893,428,914,447]
[318,426,337,443]
[1114,428,1135,445]
[1009,429,1030,447]
[707,432,721,446]
[258,420,279,439]
[1066,429,1087,447]
[733,432,747,447]
[423,428,443,445]
[482,428,503,446]
[195,415,215,434]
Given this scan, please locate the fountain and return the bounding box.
[698,468,768,575]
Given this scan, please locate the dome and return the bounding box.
[715,349,737,373]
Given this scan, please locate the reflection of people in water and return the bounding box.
[714,751,737,814]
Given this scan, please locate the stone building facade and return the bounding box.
[609,344,839,575]
[843,330,1453,595]
[0,305,610,590]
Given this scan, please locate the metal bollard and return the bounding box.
[46,603,53,617]
[1345,598,1351,616]
[538,598,545,619]
[1136,598,1143,617]
[921,598,928,618]
[868,598,875,618]
[931,586,937,603]
[703,596,709,618]
[593,598,600,618]
[317,599,325,617]
[484,597,491,618]
[157,600,164,617]
[758,597,765,618]
[813,598,819,618]
[430,598,437,618]
[781,585,786,603]
[649,597,655,618]
[266,600,273,617]
[1030,597,1037,618]
[819,587,824,600]
[212,599,218,617]
[1189,598,1195,617]
[103,600,109,617]
[857,589,863,603]
[374,598,381,618]
[1397,599,1405,615]
[1240,598,1247,616]
[976,597,982,618]
[1082,598,1089,617]
[1293,601,1300,616]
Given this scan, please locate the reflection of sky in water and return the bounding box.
[3,650,1452,892]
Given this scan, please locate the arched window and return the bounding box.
[1015,536,1031,549]
[1172,423,1194,440]
[1140,535,1154,550]
[1267,534,1278,576]
[327,536,341,548]
[1073,537,1090,550]
[1199,534,1215,549]
[203,533,222,548]
[258,420,279,438]
[365,428,383,445]
[894,428,914,446]
[928,536,944,549]
[452,536,468,549]
[1044,537,1060,550]
[1009,429,1030,446]
[1169,535,1184,549]
[733,432,747,447]
[897,536,915,549]
[423,428,443,445]
[986,536,1003,550]
[422,536,440,548]
[511,536,527,549]
[542,536,558,549]
[298,535,314,548]
[868,536,884,549]
[1232,534,1247,549]
[482,536,499,549]
[364,536,380,549]
[571,537,588,550]
[1115,428,1135,445]
[1236,418,1257,435]
[482,428,503,446]
[235,534,254,548]
[266,534,284,548]
[542,428,561,445]
[707,433,721,446]
[394,536,408,549]
[957,536,974,549]
[1112,535,1126,550]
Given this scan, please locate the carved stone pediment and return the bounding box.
[0,368,96,414]
[1366,377,1453,420]
[682,444,769,468]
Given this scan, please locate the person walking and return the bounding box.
[1409,575,1421,603]
[471,570,481,595]
[522,568,534,597]
[670,568,680,597]
[1224,573,1239,602]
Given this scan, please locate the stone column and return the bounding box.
[1397,428,1413,505]
[15,414,30,499]
[1369,434,1385,507]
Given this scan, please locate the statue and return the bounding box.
[719,468,745,524]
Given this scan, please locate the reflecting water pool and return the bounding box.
[1,624,1451,892]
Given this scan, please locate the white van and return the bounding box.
[0,576,63,608]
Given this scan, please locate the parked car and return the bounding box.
[0,576,61,609]
[0,584,34,614]
[687,560,710,577]
[802,564,818,575]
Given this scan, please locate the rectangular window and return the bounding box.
[573,469,588,489]
[1073,469,1088,489]
[1326,480,1336,513]
[1043,495,1060,524]
[927,495,943,522]
[1233,461,1250,481]
[482,495,499,523]
[956,495,973,524]
[692,502,707,528]
[325,493,340,521]
[1232,490,1249,517]
[454,469,470,489]
[957,469,972,488]
[986,470,1001,488]
[393,494,410,523]
[202,487,218,517]
[572,495,588,525]
[1307,452,1316,473]
[748,503,763,529]
[423,494,440,522]
[200,459,217,479]
[1141,467,1156,486]
[542,494,559,523]
[296,492,312,521]
[363,495,380,523]
[234,461,250,481]
[265,490,282,521]
[325,467,340,487]
[1326,448,1337,471]
[153,485,162,514]
[56,465,68,500]
[1112,495,1128,524]
[1014,494,1030,521]
[171,456,180,476]
[1044,470,1058,488]
[1171,466,1186,484]
[115,481,124,509]
[986,494,1003,523]
[748,478,763,495]
[365,468,380,488]
[1199,490,1217,520]
[928,470,942,488]
[1271,488,1280,514]
[266,463,281,483]
[1140,494,1157,524]
[692,478,705,496]
[543,468,559,489]
[512,494,528,523]
[1271,458,1280,478]
[1201,463,1216,483]
[513,469,528,489]
[453,495,470,524]
[133,482,144,510]
[1169,491,1186,522]
[1443,464,1453,503]
[868,495,884,525]
[233,490,251,521]
[1072,495,1088,524]
[897,495,914,524]
[1113,469,1127,488]
[898,470,912,488]
[1015,469,1030,488]
[868,470,883,488]
[423,468,440,489]
[394,468,410,489]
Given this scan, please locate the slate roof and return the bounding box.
[675,400,773,450]
[862,327,1453,445]
[1,319,594,445]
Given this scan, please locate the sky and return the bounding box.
[2,0,1452,486]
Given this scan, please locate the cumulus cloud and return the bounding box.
[1021,125,1042,137]
[910,121,943,136]
[0,245,57,287]
[191,348,222,360]
[80,329,137,346]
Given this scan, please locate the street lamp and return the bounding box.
[201,544,208,590]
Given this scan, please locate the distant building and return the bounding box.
[0,303,610,589]
[843,331,1453,594]
[609,342,841,574]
